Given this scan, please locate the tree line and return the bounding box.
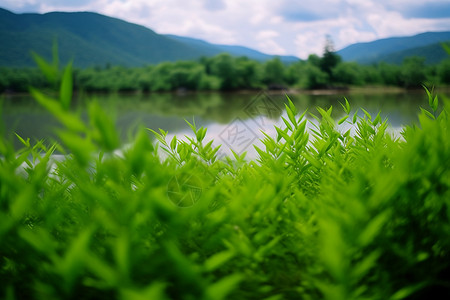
[1,48,450,93]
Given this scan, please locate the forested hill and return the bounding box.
[1,7,448,68]
[0,8,298,68]
[164,35,299,64]
[337,31,450,64]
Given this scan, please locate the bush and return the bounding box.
[333,62,364,85]
[400,57,427,88]
[437,58,450,84]
[299,63,329,89]
[1,54,449,300]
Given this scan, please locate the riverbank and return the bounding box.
[3,84,450,100]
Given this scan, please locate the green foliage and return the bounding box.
[299,63,329,89]
[319,36,342,82]
[2,48,450,93]
[262,57,286,86]
[437,58,450,84]
[400,57,427,88]
[332,62,365,86]
[0,51,449,300]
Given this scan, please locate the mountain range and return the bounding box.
[0,7,449,68]
[337,31,450,64]
[0,7,297,67]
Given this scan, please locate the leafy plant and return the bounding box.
[0,49,449,300]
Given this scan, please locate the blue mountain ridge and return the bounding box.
[337,31,450,64]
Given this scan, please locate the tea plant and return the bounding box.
[0,52,449,300]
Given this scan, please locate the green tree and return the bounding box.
[360,64,383,85]
[149,62,174,91]
[285,61,307,86]
[262,57,285,86]
[332,62,364,85]
[319,36,341,83]
[377,62,401,86]
[307,54,321,68]
[235,57,263,89]
[300,63,328,89]
[137,65,155,92]
[400,56,426,88]
[209,53,239,90]
[437,58,450,84]
[168,61,205,90]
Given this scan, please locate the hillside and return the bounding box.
[374,42,449,65]
[165,34,299,64]
[0,8,298,68]
[337,31,450,64]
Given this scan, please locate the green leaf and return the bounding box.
[19,227,57,254]
[361,108,372,121]
[170,135,177,150]
[84,253,118,287]
[286,94,297,115]
[317,106,334,127]
[31,88,86,132]
[275,127,293,144]
[358,210,390,247]
[390,283,427,300]
[58,228,94,292]
[120,282,168,300]
[60,61,73,111]
[15,133,30,147]
[351,250,381,279]
[420,107,435,120]
[319,219,346,281]
[203,139,213,153]
[204,250,235,272]
[10,186,34,220]
[114,232,130,277]
[88,101,120,151]
[339,97,351,114]
[442,42,450,55]
[31,52,58,83]
[159,128,167,137]
[432,95,438,112]
[423,85,433,106]
[57,130,96,166]
[125,127,154,174]
[338,115,349,125]
[196,127,207,142]
[302,152,322,169]
[373,112,382,126]
[281,116,293,131]
[352,109,359,124]
[185,119,197,134]
[285,103,297,126]
[205,273,243,300]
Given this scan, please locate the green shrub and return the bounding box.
[0,54,449,300]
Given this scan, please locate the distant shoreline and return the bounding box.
[2,85,450,99]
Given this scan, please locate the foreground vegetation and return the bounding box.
[0,50,449,300]
[2,42,450,93]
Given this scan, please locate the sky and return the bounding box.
[1,0,450,59]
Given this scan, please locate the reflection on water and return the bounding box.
[1,88,445,159]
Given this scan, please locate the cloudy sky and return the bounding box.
[1,0,450,59]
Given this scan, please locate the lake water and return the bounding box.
[1,88,446,159]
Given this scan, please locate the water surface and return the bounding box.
[1,89,444,159]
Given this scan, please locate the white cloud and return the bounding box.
[257,39,287,55]
[256,30,279,40]
[294,33,325,59]
[337,27,377,48]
